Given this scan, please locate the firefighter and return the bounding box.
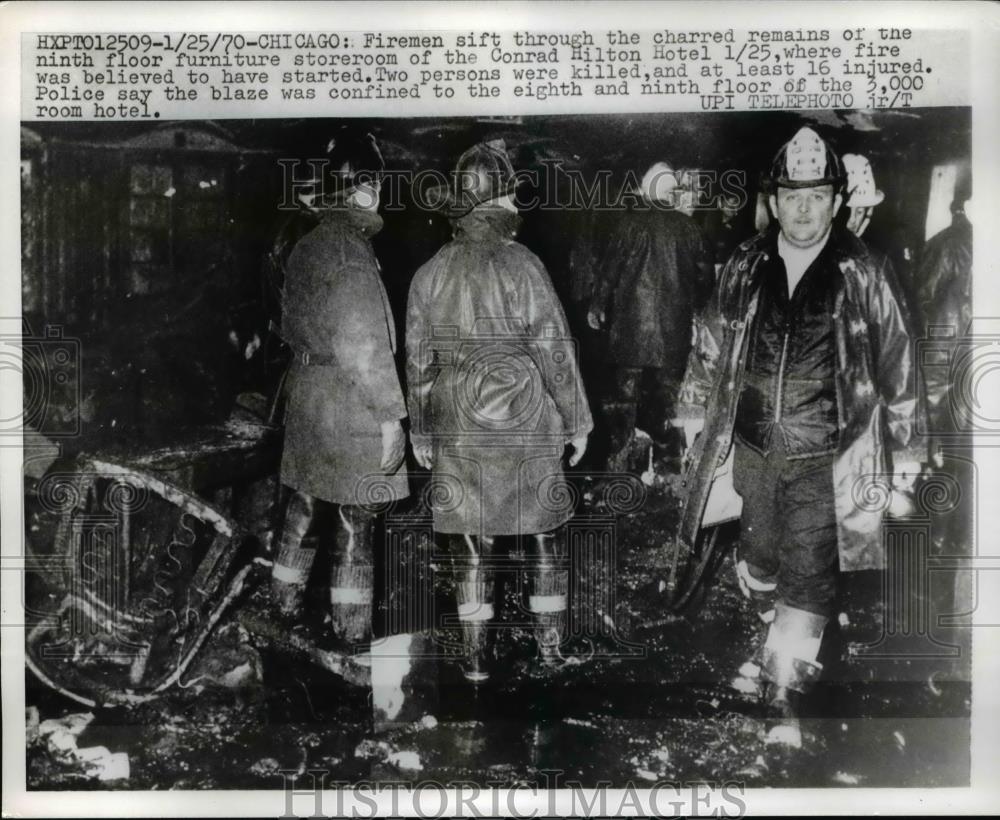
[270,132,409,646]
[915,194,973,634]
[917,195,972,365]
[709,191,748,279]
[588,161,714,469]
[406,139,593,682]
[677,127,926,745]
[842,152,920,310]
[841,153,884,238]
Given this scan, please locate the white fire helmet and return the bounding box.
[769,126,845,190]
[639,161,681,203]
[842,153,885,208]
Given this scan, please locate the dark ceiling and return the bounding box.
[25,107,970,181]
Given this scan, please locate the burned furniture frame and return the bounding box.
[26,456,267,708]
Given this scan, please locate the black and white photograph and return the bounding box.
[3,2,999,816]
[16,107,975,790]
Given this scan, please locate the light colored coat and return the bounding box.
[280,208,409,505]
[406,208,593,535]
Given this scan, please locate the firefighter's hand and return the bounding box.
[412,442,434,470]
[379,420,406,473]
[586,309,605,330]
[567,434,588,467]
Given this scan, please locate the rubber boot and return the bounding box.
[603,368,640,473]
[640,371,684,464]
[528,530,568,667]
[730,559,777,697]
[759,602,827,748]
[271,490,320,619]
[448,534,496,684]
[329,503,377,645]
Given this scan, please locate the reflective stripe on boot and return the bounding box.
[330,504,377,644]
[271,490,324,617]
[450,534,496,682]
[329,564,373,643]
[530,531,568,663]
[271,536,318,617]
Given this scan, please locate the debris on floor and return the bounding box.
[34,710,130,782]
[386,750,423,771]
[24,468,971,789]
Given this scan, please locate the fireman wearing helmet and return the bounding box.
[588,161,714,469]
[406,139,593,683]
[841,152,920,311]
[271,131,410,646]
[675,127,926,745]
[841,153,884,239]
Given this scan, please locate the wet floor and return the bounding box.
[26,468,971,789]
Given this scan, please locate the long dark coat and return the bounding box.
[678,227,926,571]
[280,208,409,505]
[406,208,593,535]
[591,207,714,368]
[916,214,972,432]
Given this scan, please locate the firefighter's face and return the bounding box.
[770,185,842,248]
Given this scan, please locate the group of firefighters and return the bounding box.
[265,124,972,746]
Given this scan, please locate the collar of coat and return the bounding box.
[319,206,384,238]
[738,225,876,279]
[452,206,522,241]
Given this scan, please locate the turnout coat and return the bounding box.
[280,208,409,505]
[916,214,973,433]
[677,227,926,571]
[406,208,593,535]
[591,207,714,368]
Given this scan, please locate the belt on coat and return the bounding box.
[293,350,338,366]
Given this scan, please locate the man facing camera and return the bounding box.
[677,127,925,745]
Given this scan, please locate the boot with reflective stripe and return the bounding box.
[528,529,568,666]
[731,559,778,695]
[271,490,321,618]
[759,602,827,748]
[447,533,496,684]
[329,503,378,644]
